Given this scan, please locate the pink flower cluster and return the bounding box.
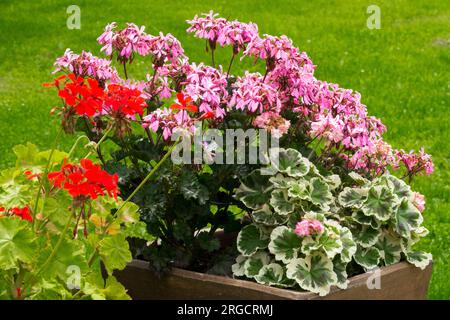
[51,12,433,179]
[184,63,229,119]
[411,192,426,213]
[394,148,434,176]
[54,49,119,82]
[97,23,185,64]
[230,72,281,113]
[294,219,324,237]
[142,108,196,140]
[253,112,291,138]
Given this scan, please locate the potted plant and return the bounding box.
[0,10,433,300]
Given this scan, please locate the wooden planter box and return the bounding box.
[115,259,432,300]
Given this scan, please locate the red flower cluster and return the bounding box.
[170,92,198,113]
[48,159,119,200]
[0,206,33,222]
[57,74,105,117]
[104,84,146,117]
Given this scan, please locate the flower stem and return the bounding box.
[32,127,63,229]
[36,212,73,276]
[226,53,236,78]
[114,141,179,217]
[84,125,113,159]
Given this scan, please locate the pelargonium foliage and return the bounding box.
[233,148,431,296]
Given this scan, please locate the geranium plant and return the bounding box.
[0,142,156,299]
[232,148,431,296]
[10,9,433,298]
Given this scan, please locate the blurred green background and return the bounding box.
[0,0,448,299]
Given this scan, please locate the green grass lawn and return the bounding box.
[0,0,449,299]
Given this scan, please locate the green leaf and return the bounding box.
[252,204,288,226]
[405,251,432,270]
[254,263,285,286]
[287,180,310,200]
[351,211,380,229]
[197,232,220,253]
[38,237,88,280]
[338,187,368,208]
[361,185,398,221]
[333,257,348,289]
[375,233,401,266]
[274,148,310,177]
[270,189,294,215]
[301,229,343,259]
[348,171,369,185]
[244,251,270,278]
[83,275,131,300]
[237,224,269,256]
[269,174,295,189]
[123,221,155,241]
[0,183,30,207]
[354,246,381,270]
[339,227,357,263]
[231,255,247,277]
[268,226,302,263]
[0,217,36,270]
[395,198,423,238]
[98,234,132,275]
[179,172,209,205]
[116,202,140,224]
[308,177,333,207]
[235,170,273,210]
[354,225,381,248]
[385,175,411,199]
[286,253,337,296]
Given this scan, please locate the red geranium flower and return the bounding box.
[57,74,105,117]
[170,92,198,113]
[104,84,146,117]
[48,159,119,201]
[0,206,33,222]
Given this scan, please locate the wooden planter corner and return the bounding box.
[115,259,433,300]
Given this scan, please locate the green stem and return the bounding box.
[114,141,179,218]
[68,135,90,159]
[84,125,113,159]
[36,212,73,276]
[32,127,63,229]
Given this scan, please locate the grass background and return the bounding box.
[0,0,448,299]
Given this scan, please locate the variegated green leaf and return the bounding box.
[354,225,381,248]
[405,251,432,270]
[268,226,302,263]
[375,232,401,266]
[244,251,271,278]
[385,175,411,199]
[348,171,369,185]
[301,229,343,259]
[235,170,273,210]
[323,174,341,190]
[237,224,269,256]
[254,263,285,285]
[339,227,357,263]
[231,255,247,277]
[287,180,310,200]
[253,204,288,226]
[361,185,397,221]
[270,189,294,215]
[309,177,333,207]
[333,257,348,290]
[286,253,337,296]
[354,246,381,270]
[395,198,423,238]
[352,211,381,229]
[338,187,368,208]
[274,148,310,177]
[269,174,295,189]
